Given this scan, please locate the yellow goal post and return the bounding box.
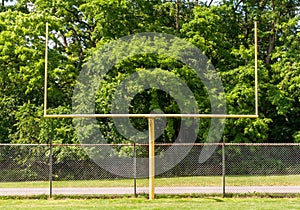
[43,22,259,200]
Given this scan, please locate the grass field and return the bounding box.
[0,197,299,210]
[0,175,299,188]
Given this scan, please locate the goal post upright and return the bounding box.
[44,22,49,116]
[254,21,259,116]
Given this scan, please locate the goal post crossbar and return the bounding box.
[44,114,258,118]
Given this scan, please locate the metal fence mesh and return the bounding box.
[0,143,299,196]
[224,144,300,194]
[0,145,49,182]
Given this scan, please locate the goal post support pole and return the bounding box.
[148,117,155,200]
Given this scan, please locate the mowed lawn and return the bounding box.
[0,197,299,210]
[0,175,299,188]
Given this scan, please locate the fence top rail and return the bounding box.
[0,143,299,146]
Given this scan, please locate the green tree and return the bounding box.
[181,0,300,142]
[1,0,300,145]
[0,3,77,143]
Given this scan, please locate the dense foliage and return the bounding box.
[0,0,299,145]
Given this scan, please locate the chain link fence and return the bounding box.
[0,143,299,196]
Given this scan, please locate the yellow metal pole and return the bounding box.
[43,114,259,119]
[254,21,258,116]
[44,22,49,116]
[148,117,155,200]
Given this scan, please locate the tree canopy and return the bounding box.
[0,0,299,145]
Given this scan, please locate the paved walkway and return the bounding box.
[0,186,300,196]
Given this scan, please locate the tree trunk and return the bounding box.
[208,0,214,6]
[175,0,180,31]
[265,26,277,68]
[265,11,280,68]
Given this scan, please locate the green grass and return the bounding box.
[0,197,299,210]
[0,175,299,188]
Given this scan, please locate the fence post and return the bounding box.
[133,142,137,197]
[49,141,53,198]
[222,139,226,197]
